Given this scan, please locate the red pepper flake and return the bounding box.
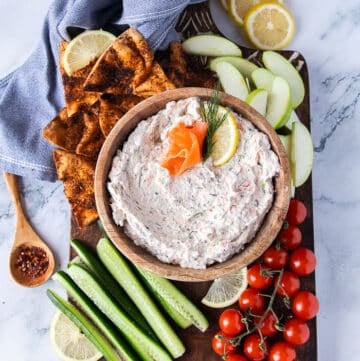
[15,245,49,279]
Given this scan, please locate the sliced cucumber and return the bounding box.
[53,271,139,361]
[251,68,275,92]
[96,238,185,359]
[68,264,173,361]
[266,76,292,129]
[262,51,305,108]
[209,57,258,79]
[70,239,157,342]
[214,61,249,100]
[182,35,242,57]
[136,267,209,332]
[246,89,268,116]
[47,289,122,361]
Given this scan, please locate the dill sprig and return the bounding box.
[200,85,228,160]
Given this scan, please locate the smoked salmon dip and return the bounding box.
[108,97,280,269]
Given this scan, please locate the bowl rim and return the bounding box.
[95,87,291,282]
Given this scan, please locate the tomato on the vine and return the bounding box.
[255,311,278,337]
[243,334,268,361]
[286,199,307,225]
[291,291,319,320]
[225,354,248,361]
[212,331,237,356]
[283,318,310,345]
[239,288,265,314]
[278,224,302,250]
[268,341,296,361]
[289,247,316,276]
[219,309,245,336]
[274,271,300,298]
[263,247,288,269]
[247,264,273,290]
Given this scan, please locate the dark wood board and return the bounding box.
[70,2,317,360]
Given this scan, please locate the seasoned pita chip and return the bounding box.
[134,61,175,98]
[42,103,104,159]
[53,150,98,228]
[167,41,217,89]
[84,28,154,94]
[99,93,143,136]
[59,41,99,116]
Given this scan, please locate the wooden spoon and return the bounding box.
[4,172,55,287]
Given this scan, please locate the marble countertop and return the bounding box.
[0,0,359,360]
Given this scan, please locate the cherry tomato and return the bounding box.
[239,288,265,314]
[225,354,248,361]
[269,342,296,361]
[243,334,268,361]
[219,309,245,336]
[274,271,300,297]
[278,225,302,250]
[255,311,278,337]
[212,331,237,356]
[291,291,319,320]
[286,199,307,225]
[289,247,317,276]
[247,264,273,290]
[263,247,288,269]
[283,318,310,346]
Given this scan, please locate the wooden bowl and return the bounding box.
[95,88,291,281]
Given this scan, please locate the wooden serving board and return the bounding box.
[71,2,317,360]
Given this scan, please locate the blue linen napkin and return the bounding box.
[0,0,204,181]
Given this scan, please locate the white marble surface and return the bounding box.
[0,0,359,360]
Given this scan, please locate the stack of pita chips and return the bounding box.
[42,28,174,227]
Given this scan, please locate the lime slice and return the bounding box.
[243,1,295,50]
[50,310,102,361]
[211,106,240,167]
[201,267,248,308]
[63,30,116,75]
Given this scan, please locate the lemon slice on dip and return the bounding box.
[50,310,102,361]
[243,1,295,50]
[63,30,116,75]
[202,267,248,308]
[228,0,283,26]
[211,106,240,167]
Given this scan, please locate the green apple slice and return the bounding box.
[251,68,275,92]
[214,61,249,100]
[182,35,242,57]
[209,57,258,79]
[246,89,268,116]
[262,51,305,109]
[282,110,300,133]
[279,134,295,197]
[266,76,292,129]
[291,122,314,187]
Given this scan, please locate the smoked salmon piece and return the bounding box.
[162,121,208,176]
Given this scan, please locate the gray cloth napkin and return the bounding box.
[0,0,204,181]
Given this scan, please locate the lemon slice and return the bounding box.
[211,106,240,167]
[201,267,248,308]
[50,311,102,361]
[243,1,295,50]
[63,30,116,75]
[229,0,283,26]
[220,0,229,11]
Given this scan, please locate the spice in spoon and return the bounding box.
[15,245,49,279]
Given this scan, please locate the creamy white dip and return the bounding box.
[108,97,280,269]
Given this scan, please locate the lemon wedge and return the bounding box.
[229,0,283,26]
[243,1,295,50]
[63,30,116,75]
[201,267,248,308]
[211,106,240,167]
[50,311,102,361]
